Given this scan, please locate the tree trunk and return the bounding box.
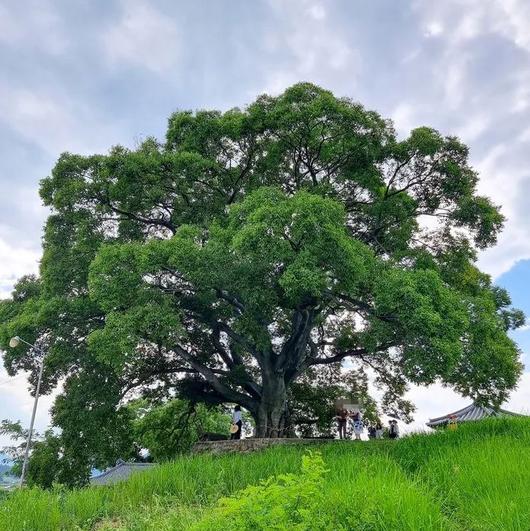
[254,371,289,438]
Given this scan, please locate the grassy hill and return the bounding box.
[0,417,529,530]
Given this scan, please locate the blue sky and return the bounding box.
[1,0,530,440]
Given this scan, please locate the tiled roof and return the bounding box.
[90,462,155,486]
[426,403,521,428]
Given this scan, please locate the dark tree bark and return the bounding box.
[254,369,289,437]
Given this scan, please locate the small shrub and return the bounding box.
[192,451,328,530]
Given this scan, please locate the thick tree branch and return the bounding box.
[211,326,262,400]
[119,365,198,400]
[308,340,397,366]
[97,190,177,234]
[215,322,264,364]
[173,344,257,412]
[215,289,245,313]
[330,291,398,324]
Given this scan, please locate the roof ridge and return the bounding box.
[92,461,155,480]
[426,402,523,427]
[427,403,475,423]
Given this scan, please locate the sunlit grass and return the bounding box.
[0,417,529,530]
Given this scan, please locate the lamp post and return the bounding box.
[8,336,46,487]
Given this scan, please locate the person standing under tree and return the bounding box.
[351,410,364,440]
[230,405,243,440]
[389,419,399,439]
[336,407,349,439]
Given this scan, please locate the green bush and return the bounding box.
[192,451,328,530]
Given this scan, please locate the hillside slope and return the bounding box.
[1,417,529,530]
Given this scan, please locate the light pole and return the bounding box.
[8,336,46,487]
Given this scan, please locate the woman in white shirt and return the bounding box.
[350,410,364,440]
[231,405,243,440]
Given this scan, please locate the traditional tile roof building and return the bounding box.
[426,402,521,428]
[90,461,155,486]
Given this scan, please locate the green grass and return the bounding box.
[0,417,529,530]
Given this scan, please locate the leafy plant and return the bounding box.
[192,451,329,530]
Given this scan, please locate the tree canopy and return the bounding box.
[0,83,524,457]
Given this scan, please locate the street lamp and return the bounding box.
[9,336,21,348]
[9,336,46,487]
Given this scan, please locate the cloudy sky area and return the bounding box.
[1,0,530,442]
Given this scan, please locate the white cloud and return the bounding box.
[389,2,530,279]
[308,4,326,21]
[506,371,530,414]
[415,0,530,51]
[455,113,490,143]
[0,88,71,155]
[475,140,530,278]
[0,237,40,299]
[392,103,418,138]
[478,233,530,280]
[102,0,180,74]
[0,83,124,158]
[424,20,444,38]
[0,364,56,447]
[401,48,421,64]
[495,0,530,52]
[256,0,359,96]
[0,1,67,54]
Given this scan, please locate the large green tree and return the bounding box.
[0,84,524,446]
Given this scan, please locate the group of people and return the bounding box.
[336,407,362,440]
[368,419,399,440]
[230,404,400,441]
[335,407,399,440]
